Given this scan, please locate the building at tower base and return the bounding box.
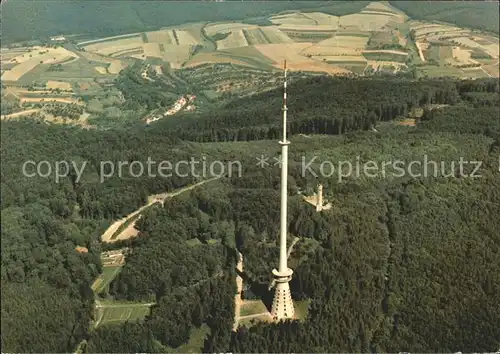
[271,268,295,320]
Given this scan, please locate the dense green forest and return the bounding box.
[390,1,500,34]
[1,76,499,352]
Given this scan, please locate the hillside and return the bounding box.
[2,1,498,116]
[1,76,499,352]
[390,1,500,34]
[0,1,334,44]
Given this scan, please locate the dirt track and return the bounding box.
[101,177,220,243]
[1,109,40,120]
[233,251,244,331]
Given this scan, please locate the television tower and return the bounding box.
[270,60,295,321]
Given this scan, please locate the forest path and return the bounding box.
[415,41,426,62]
[101,177,220,243]
[287,236,300,259]
[1,108,41,120]
[94,300,155,309]
[233,251,244,331]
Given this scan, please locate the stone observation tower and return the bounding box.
[270,60,295,321]
[304,183,332,212]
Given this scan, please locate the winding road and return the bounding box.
[101,177,220,243]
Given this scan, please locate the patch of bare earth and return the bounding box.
[398,119,416,126]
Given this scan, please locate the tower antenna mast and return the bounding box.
[270,60,295,321]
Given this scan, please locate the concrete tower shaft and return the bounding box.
[271,60,295,321]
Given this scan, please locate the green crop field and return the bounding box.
[91,266,122,294]
[363,52,408,63]
[97,305,151,326]
[416,65,465,78]
[216,47,276,70]
[341,64,367,75]
[17,59,108,84]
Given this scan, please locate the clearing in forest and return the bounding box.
[91,266,123,294]
[94,301,153,328]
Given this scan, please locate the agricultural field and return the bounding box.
[270,13,318,26]
[461,67,492,79]
[176,30,199,46]
[260,27,294,44]
[410,23,462,39]
[450,36,499,59]
[162,45,194,69]
[1,0,498,90]
[361,1,406,20]
[1,47,78,82]
[338,13,394,31]
[80,26,203,66]
[318,56,367,64]
[416,65,468,79]
[318,34,370,49]
[143,43,162,58]
[423,44,453,65]
[254,43,351,74]
[243,28,269,45]
[184,52,254,69]
[205,23,255,37]
[216,30,248,50]
[146,30,174,44]
[481,63,500,78]
[302,12,340,26]
[282,30,335,44]
[362,50,408,63]
[186,46,277,71]
[15,58,112,84]
[366,30,406,49]
[46,80,73,91]
[82,36,143,56]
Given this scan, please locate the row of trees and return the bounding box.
[159,76,479,142]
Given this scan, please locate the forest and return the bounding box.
[1,1,357,44]
[1,76,499,353]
